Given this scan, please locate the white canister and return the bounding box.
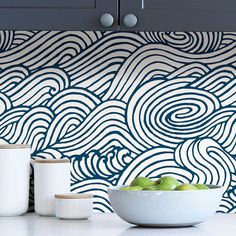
[55,194,93,219]
[34,159,70,216]
[0,144,31,216]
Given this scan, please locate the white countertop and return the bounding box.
[0,213,236,236]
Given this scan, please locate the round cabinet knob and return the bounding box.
[100,13,114,28]
[123,14,138,28]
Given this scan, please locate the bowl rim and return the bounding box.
[108,184,224,193]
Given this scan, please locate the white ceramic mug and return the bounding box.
[34,159,70,216]
[0,144,31,216]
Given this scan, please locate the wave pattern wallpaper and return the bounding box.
[0,31,236,212]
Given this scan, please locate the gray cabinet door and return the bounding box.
[0,0,118,30]
[120,0,236,31]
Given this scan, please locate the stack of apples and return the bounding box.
[120,176,209,191]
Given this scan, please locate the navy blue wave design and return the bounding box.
[0,31,236,213]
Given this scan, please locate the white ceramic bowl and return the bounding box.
[55,194,93,220]
[108,185,223,227]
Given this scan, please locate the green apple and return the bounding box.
[120,186,143,191]
[130,177,155,188]
[156,176,181,190]
[194,184,209,190]
[143,185,159,191]
[175,184,198,191]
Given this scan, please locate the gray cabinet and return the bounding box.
[0,0,236,31]
[0,0,118,30]
[120,0,236,31]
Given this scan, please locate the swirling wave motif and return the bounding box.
[175,138,236,212]
[52,100,146,156]
[11,31,37,49]
[139,32,236,54]
[127,78,222,148]
[0,31,14,52]
[0,31,104,70]
[71,146,133,181]
[102,42,236,101]
[0,31,236,212]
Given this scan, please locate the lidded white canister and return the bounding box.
[55,193,93,219]
[0,144,31,216]
[34,159,70,216]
